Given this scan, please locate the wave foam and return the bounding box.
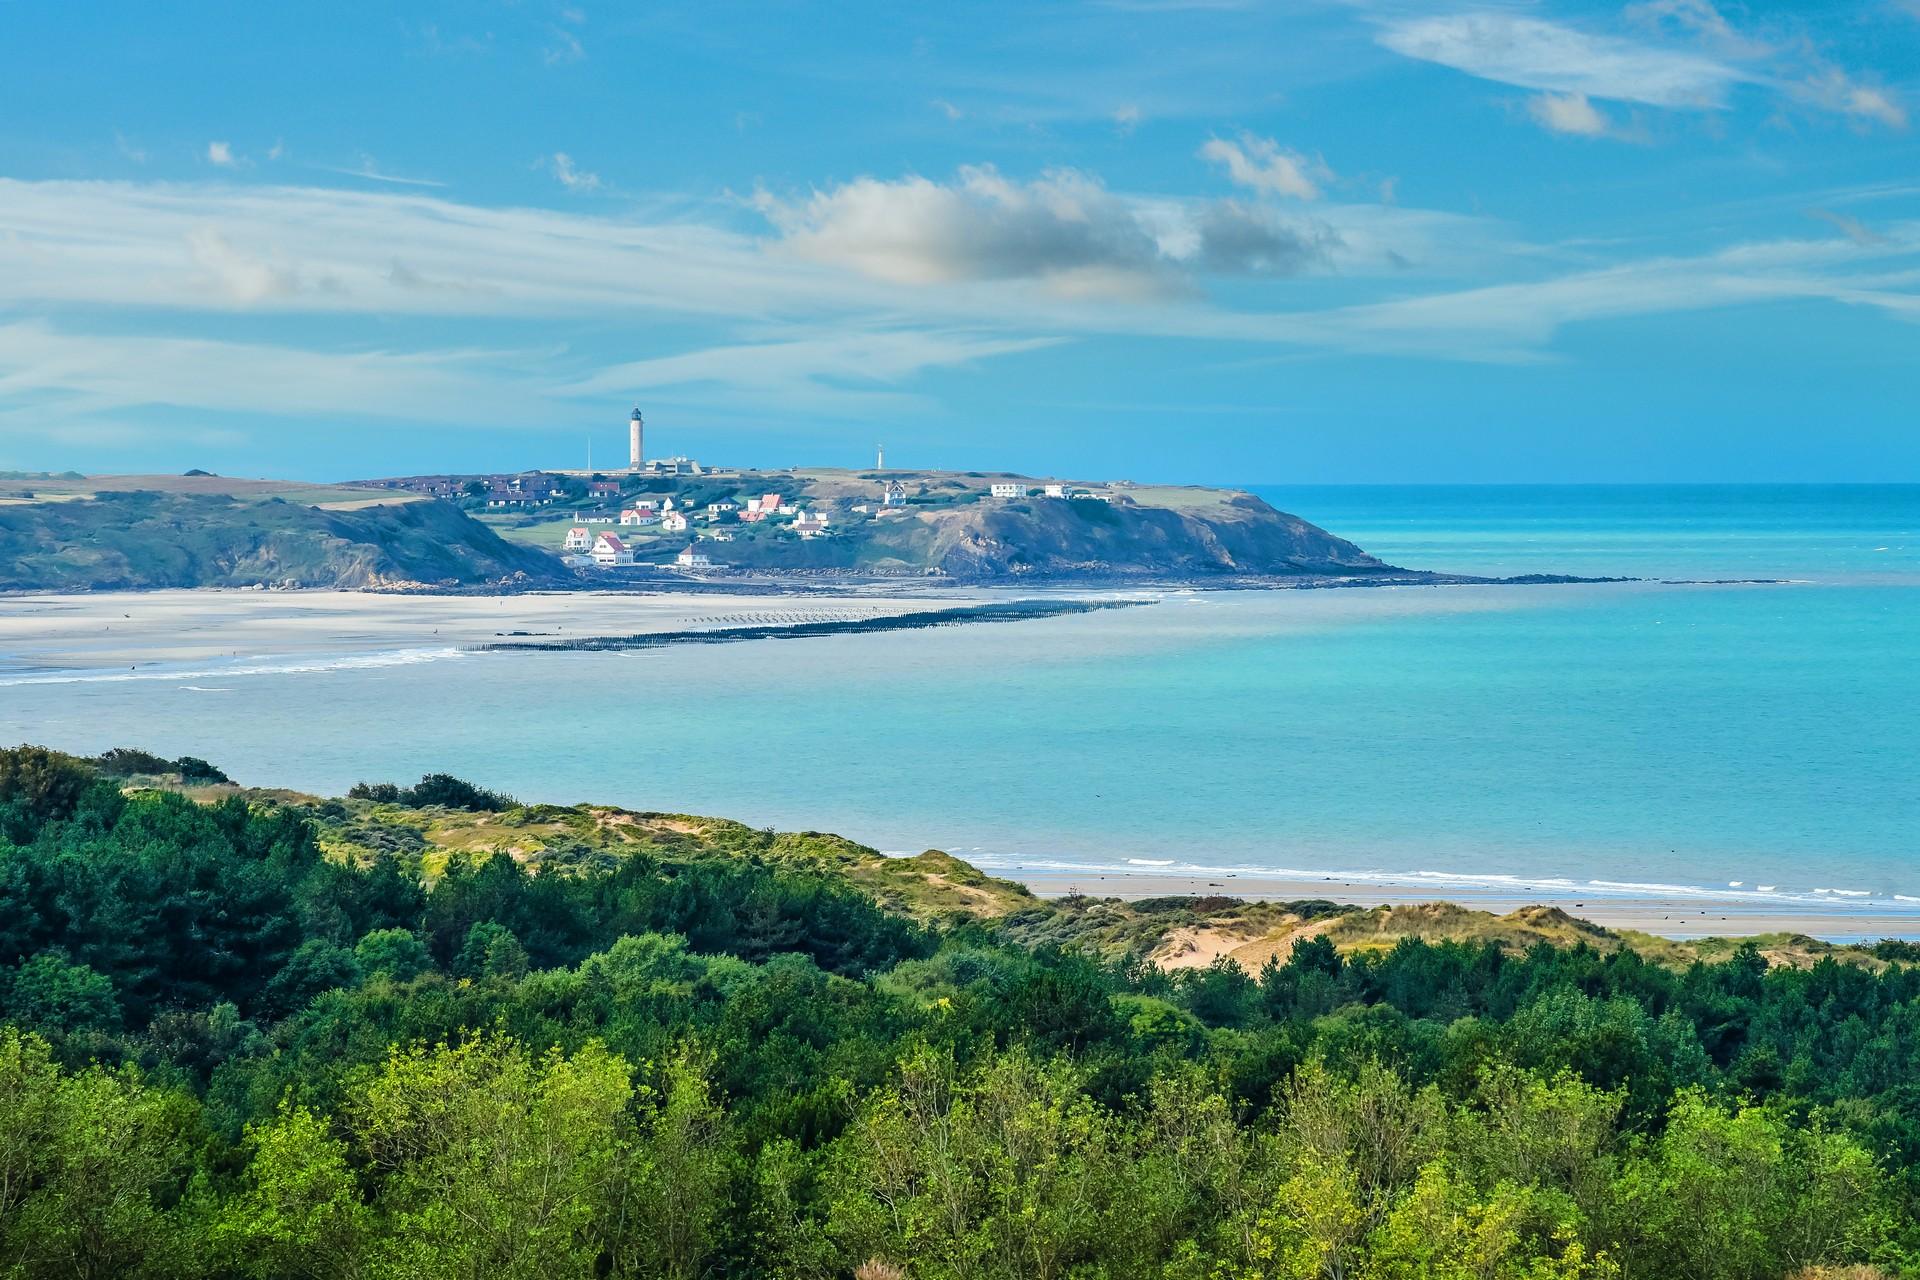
[0,647,466,687]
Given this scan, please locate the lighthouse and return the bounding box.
[628,408,644,471]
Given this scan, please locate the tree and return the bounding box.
[218,1104,372,1280]
[349,1036,633,1279]
[354,929,430,982]
[4,950,121,1033]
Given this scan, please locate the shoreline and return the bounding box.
[1008,869,1920,941]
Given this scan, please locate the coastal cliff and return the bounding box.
[0,486,563,591]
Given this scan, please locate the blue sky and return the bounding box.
[1,0,1916,483]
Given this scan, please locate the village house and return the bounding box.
[564,526,592,551]
[739,492,785,523]
[705,501,737,517]
[1042,483,1068,498]
[619,507,660,526]
[792,510,830,538]
[661,509,690,533]
[701,529,735,542]
[675,544,714,568]
[591,532,635,566]
[883,480,909,506]
[588,480,622,499]
[990,482,1024,498]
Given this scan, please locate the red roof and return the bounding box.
[595,533,626,550]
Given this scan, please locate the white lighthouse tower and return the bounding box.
[628,408,644,471]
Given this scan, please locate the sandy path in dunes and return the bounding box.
[1154,917,1340,971]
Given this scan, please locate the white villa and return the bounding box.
[662,510,690,533]
[619,507,661,526]
[675,544,714,568]
[564,526,592,551]
[591,532,635,566]
[990,482,1023,498]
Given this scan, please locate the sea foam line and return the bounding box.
[0,646,467,687]
[952,851,1920,910]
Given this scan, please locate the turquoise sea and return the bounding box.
[3,485,1917,920]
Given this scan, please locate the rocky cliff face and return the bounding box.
[863,491,1393,580]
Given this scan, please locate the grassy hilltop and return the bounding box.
[4,746,1920,1279]
[461,466,1404,580]
[0,474,563,591]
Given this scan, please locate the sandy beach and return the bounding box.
[1014,869,1920,940]
[0,586,1062,676]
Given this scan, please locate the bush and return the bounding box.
[348,774,514,812]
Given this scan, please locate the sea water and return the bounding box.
[2,485,1916,916]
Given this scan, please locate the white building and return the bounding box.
[661,510,689,533]
[1042,483,1068,498]
[675,544,713,568]
[619,508,660,527]
[628,408,645,470]
[563,526,592,551]
[792,509,830,538]
[592,532,635,566]
[883,480,909,507]
[706,501,737,516]
[990,482,1023,499]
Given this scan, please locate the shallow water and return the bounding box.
[3,485,1916,917]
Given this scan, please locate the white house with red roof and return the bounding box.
[591,532,635,566]
[563,526,592,551]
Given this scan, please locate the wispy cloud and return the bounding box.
[0,320,552,426]
[1199,133,1328,199]
[207,140,242,168]
[544,25,585,65]
[1376,12,1741,108]
[549,152,602,192]
[1527,92,1613,138]
[312,156,447,187]
[561,330,1062,416]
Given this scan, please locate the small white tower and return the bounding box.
[629,408,645,471]
[876,442,885,470]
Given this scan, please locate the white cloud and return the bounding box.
[562,330,1062,415]
[544,26,585,65]
[1792,67,1908,129]
[1376,12,1741,108]
[1528,92,1612,137]
[754,166,1356,298]
[206,141,240,167]
[1113,104,1143,134]
[0,320,551,426]
[1199,133,1328,200]
[549,152,602,192]
[0,171,1911,432]
[931,99,964,121]
[756,167,1181,298]
[314,156,446,187]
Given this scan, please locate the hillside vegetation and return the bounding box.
[4,746,1920,1279]
[467,467,1405,581]
[0,486,564,590]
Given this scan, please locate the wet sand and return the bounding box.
[0,587,1052,675]
[1013,870,1920,941]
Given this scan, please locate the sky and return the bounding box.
[1,0,1917,484]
